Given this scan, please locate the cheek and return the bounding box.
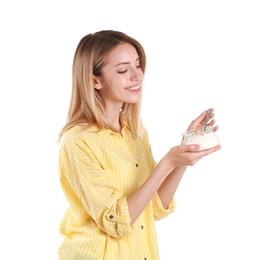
[99,80,118,97]
[100,73,127,94]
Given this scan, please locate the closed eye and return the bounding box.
[118,70,127,74]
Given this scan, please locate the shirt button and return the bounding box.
[109,215,114,219]
[144,258,147,260]
[135,163,139,167]
[141,225,144,229]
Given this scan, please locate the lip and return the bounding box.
[125,84,141,92]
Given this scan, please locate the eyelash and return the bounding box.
[118,66,141,74]
[118,70,127,74]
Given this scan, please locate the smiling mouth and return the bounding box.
[126,85,140,91]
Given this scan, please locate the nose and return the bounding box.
[131,67,143,81]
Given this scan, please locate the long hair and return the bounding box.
[58,30,146,141]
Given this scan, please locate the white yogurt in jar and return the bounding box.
[182,126,220,151]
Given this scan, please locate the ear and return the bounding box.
[93,76,102,90]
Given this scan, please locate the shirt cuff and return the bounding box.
[104,197,134,238]
[152,193,176,220]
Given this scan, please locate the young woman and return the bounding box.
[57,30,221,259]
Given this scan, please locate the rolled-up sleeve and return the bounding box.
[142,130,176,220]
[152,193,176,220]
[59,132,133,238]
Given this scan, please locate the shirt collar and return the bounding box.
[96,114,129,136]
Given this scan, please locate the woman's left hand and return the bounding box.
[187,108,219,132]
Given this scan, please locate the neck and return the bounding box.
[105,109,122,132]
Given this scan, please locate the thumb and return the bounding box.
[183,144,200,152]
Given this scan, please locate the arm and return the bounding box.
[158,108,221,208]
[127,144,220,225]
[157,166,186,209]
[59,130,134,238]
[127,108,221,225]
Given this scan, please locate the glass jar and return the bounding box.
[182,126,220,151]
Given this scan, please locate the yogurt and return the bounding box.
[182,126,220,151]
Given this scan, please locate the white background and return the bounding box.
[1,1,263,259]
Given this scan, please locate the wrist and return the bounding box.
[158,156,175,176]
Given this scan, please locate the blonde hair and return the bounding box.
[58,30,146,141]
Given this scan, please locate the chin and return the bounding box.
[127,99,141,104]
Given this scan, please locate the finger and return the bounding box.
[213,126,219,132]
[208,108,215,114]
[183,144,200,152]
[207,119,215,126]
[207,119,219,132]
[199,144,221,155]
[190,110,207,126]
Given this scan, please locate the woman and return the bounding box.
[57,30,221,259]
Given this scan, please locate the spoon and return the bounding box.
[204,109,211,131]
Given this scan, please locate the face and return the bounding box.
[94,42,144,112]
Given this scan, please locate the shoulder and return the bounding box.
[61,125,86,144]
[61,125,112,149]
[60,126,93,148]
[141,125,150,142]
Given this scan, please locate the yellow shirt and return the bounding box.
[58,123,175,260]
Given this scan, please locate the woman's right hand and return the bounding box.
[187,108,219,133]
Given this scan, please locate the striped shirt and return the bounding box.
[58,122,175,259]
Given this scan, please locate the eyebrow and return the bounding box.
[115,57,140,67]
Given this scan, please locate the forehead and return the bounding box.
[104,42,139,66]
